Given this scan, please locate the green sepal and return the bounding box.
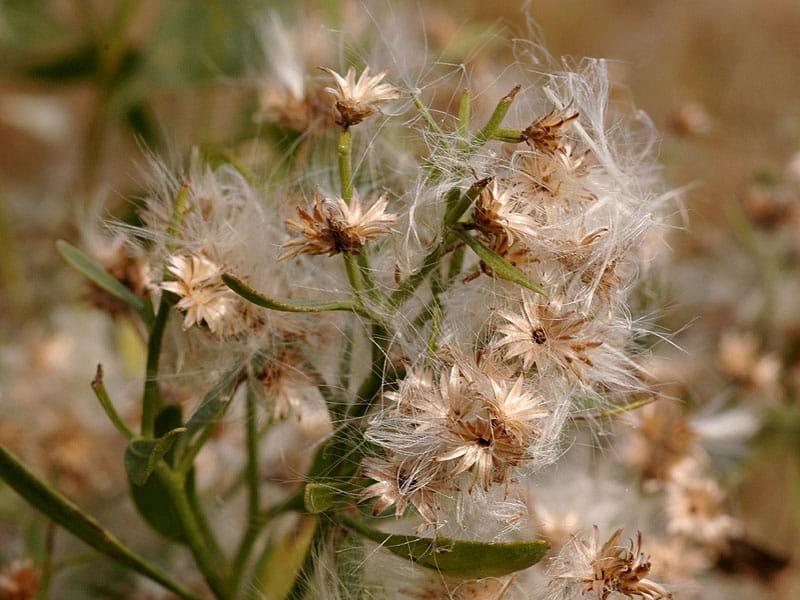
[125,428,186,486]
[303,480,370,514]
[453,229,548,296]
[223,274,362,314]
[56,240,153,324]
[344,517,548,579]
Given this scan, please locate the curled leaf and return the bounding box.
[125,428,186,486]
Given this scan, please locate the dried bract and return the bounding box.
[321,65,401,128]
[280,191,396,259]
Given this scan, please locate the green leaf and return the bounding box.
[444,181,487,227]
[223,274,361,314]
[123,101,162,148]
[56,240,152,323]
[183,367,241,439]
[254,515,318,600]
[129,406,189,544]
[470,85,521,147]
[23,44,99,82]
[0,445,204,600]
[344,517,548,579]
[125,428,186,486]
[453,229,548,296]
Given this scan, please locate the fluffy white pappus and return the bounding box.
[257,12,309,101]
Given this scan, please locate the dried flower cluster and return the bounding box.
[548,527,672,600]
[5,11,747,600]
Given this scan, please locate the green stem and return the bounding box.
[245,387,260,522]
[338,128,353,203]
[230,492,305,600]
[154,464,228,599]
[469,85,521,148]
[343,253,363,299]
[387,238,448,310]
[492,128,526,143]
[187,482,227,573]
[0,446,204,600]
[456,88,471,149]
[142,297,170,438]
[356,251,383,305]
[412,95,444,135]
[34,522,56,600]
[91,364,135,439]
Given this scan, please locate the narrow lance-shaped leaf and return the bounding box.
[223,274,363,314]
[0,445,204,600]
[454,229,548,296]
[343,516,549,579]
[56,240,153,324]
[444,179,489,227]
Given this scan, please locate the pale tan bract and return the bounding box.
[280,191,397,259]
[321,65,402,127]
[160,253,235,335]
[494,293,603,383]
[550,526,672,600]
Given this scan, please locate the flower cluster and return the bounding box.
[7,15,703,600]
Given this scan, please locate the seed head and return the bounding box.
[321,65,401,128]
[160,253,236,335]
[280,191,396,259]
[548,526,672,600]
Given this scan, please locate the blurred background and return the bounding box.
[1,1,799,598]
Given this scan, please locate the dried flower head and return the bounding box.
[0,559,40,600]
[472,178,537,257]
[548,526,672,600]
[665,460,742,548]
[160,253,236,335]
[363,352,556,529]
[493,293,603,384]
[280,191,396,259]
[523,107,580,155]
[358,454,446,527]
[321,65,401,128]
